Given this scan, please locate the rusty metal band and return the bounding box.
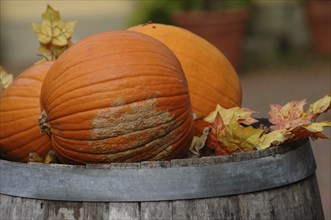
[0,141,316,202]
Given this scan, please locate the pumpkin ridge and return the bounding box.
[184,73,241,102]
[1,95,40,99]
[0,107,40,114]
[173,51,241,97]
[51,139,86,164]
[0,116,40,137]
[0,132,49,160]
[0,125,42,144]
[50,105,190,156]
[189,91,238,109]
[51,115,190,163]
[47,86,188,119]
[50,104,188,135]
[1,134,49,156]
[151,128,193,160]
[149,117,194,160]
[45,72,187,112]
[51,118,178,152]
[89,98,185,139]
[1,115,38,133]
[191,93,238,108]
[0,111,38,124]
[44,62,185,109]
[46,44,180,85]
[50,106,190,145]
[46,93,189,122]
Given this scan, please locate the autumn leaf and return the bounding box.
[0,66,14,94]
[193,112,202,120]
[44,149,57,164]
[221,116,265,153]
[28,152,44,163]
[291,121,331,140]
[204,104,258,125]
[207,112,225,151]
[42,5,61,21]
[203,95,331,155]
[52,21,77,46]
[269,100,313,131]
[32,5,77,61]
[32,21,52,45]
[308,94,331,118]
[188,127,210,158]
[256,130,292,150]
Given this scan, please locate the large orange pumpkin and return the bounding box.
[0,61,53,162]
[39,31,194,164]
[128,23,242,117]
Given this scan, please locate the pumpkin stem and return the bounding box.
[39,110,51,136]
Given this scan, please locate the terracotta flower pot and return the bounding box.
[173,8,250,69]
[305,1,331,54]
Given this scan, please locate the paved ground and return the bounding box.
[239,58,330,219]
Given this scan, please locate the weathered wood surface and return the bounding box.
[0,140,325,219]
[0,140,317,202]
[0,174,324,220]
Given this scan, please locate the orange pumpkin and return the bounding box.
[128,23,242,117]
[0,62,53,162]
[39,31,194,164]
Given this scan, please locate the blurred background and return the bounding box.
[1,0,330,218]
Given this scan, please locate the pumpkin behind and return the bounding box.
[0,62,53,162]
[128,23,242,117]
[40,31,194,164]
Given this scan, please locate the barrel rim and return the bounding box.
[0,139,316,202]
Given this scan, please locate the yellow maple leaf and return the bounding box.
[42,5,61,21]
[44,150,57,164]
[305,121,331,132]
[204,104,257,125]
[220,116,264,152]
[52,20,77,46]
[32,21,53,45]
[0,66,14,93]
[308,94,331,116]
[256,130,292,150]
[32,5,77,60]
[269,100,313,131]
[291,121,331,140]
[189,127,210,157]
[28,152,44,163]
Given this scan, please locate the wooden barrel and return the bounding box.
[0,139,325,220]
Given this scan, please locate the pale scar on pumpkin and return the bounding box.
[88,98,181,161]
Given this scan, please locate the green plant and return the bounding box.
[127,0,252,27]
[180,0,252,11]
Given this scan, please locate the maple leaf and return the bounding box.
[42,5,61,21]
[189,127,210,158]
[291,121,331,140]
[32,21,52,45]
[32,5,77,61]
[207,112,225,150]
[220,116,265,153]
[308,94,331,118]
[269,100,313,131]
[0,66,14,94]
[204,104,258,125]
[53,21,77,46]
[256,130,292,150]
[44,149,57,164]
[28,152,44,163]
